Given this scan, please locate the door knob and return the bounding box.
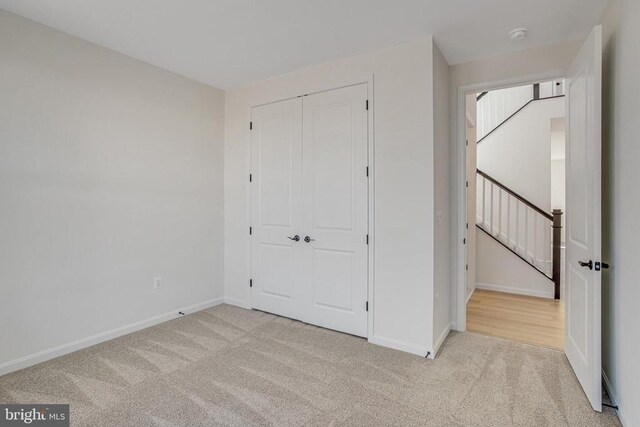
[287,235,300,242]
[304,236,315,243]
[578,260,593,270]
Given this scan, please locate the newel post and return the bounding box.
[552,209,563,300]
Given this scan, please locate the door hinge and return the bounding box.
[463,238,466,244]
[466,264,468,271]
[249,121,253,130]
[366,100,369,110]
[249,279,253,288]
[366,166,369,177]
[466,223,468,229]
[249,173,252,182]
[249,226,252,235]
[366,234,369,245]
[366,301,369,311]
[466,181,469,188]
[466,139,468,146]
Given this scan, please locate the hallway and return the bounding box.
[467,289,564,350]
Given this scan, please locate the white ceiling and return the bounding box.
[0,0,608,89]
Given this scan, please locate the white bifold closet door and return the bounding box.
[251,84,368,337]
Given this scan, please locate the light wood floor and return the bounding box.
[467,289,564,350]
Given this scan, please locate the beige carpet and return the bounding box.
[0,305,620,426]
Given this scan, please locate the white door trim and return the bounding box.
[248,76,375,339]
[454,72,565,331]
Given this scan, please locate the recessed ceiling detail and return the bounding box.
[0,0,607,89]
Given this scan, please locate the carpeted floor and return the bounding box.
[0,304,620,426]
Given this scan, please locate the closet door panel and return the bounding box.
[302,84,369,337]
[250,98,304,320]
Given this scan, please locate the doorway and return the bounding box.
[464,81,567,350]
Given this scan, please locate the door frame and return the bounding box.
[454,72,565,331]
[248,76,375,339]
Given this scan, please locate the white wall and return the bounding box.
[550,122,566,244]
[432,42,451,354]
[477,96,564,213]
[476,85,533,141]
[0,11,225,372]
[601,0,640,425]
[225,38,438,357]
[475,231,554,298]
[450,39,583,328]
[551,160,566,244]
[550,117,566,220]
[550,159,566,211]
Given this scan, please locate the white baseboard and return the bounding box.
[433,322,452,357]
[602,368,618,405]
[466,288,475,304]
[223,297,251,310]
[0,297,224,377]
[602,369,626,425]
[476,282,554,299]
[368,335,432,358]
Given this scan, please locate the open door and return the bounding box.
[565,25,603,411]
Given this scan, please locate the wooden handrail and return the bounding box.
[476,169,553,221]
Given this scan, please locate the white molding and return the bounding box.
[366,76,376,344]
[475,282,554,299]
[432,322,452,357]
[369,335,431,358]
[223,297,252,310]
[0,297,224,377]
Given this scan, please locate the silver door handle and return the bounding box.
[287,235,300,242]
[304,236,315,243]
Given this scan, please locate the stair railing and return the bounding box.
[476,169,562,299]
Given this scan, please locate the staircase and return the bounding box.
[476,80,565,143]
[476,169,562,299]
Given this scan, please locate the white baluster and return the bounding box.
[515,200,520,254]
[481,176,486,228]
[524,206,529,260]
[506,194,511,247]
[497,188,502,238]
[532,214,537,267]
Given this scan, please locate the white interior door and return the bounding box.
[301,84,369,337]
[565,25,602,412]
[251,98,304,320]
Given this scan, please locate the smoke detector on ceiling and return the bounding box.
[508,28,528,41]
